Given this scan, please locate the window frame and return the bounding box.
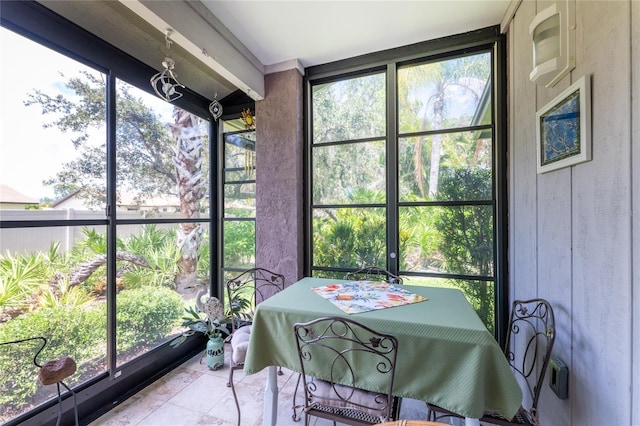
[220,121,257,277]
[0,2,218,424]
[304,26,509,345]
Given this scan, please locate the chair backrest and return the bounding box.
[294,316,399,423]
[504,298,555,418]
[225,267,285,333]
[345,266,403,285]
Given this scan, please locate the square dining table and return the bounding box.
[243,277,522,426]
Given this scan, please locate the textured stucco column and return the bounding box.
[255,69,303,286]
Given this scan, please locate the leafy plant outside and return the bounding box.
[0,225,204,421]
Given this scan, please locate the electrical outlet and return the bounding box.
[549,357,568,399]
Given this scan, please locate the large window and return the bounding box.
[0,4,215,424]
[0,28,109,422]
[113,81,211,366]
[221,117,257,280]
[311,73,387,270]
[306,28,507,338]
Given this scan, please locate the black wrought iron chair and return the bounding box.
[293,316,399,426]
[0,336,78,426]
[427,298,556,426]
[344,266,403,284]
[225,267,285,426]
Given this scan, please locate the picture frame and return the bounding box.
[536,75,591,173]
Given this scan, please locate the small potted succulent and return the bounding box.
[171,297,229,370]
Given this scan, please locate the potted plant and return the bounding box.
[171,297,229,370]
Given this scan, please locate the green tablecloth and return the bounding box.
[243,277,522,419]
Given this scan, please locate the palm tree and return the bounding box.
[170,109,205,286]
[399,55,490,198]
[26,75,207,288]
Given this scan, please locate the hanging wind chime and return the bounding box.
[209,93,223,121]
[150,30,185,102]
[241,108,255,175]
[150,29,223,122]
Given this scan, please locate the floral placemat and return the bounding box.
[312,281,428,314]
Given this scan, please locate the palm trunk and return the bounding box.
[171,110,204,288]
[428,92,445,198]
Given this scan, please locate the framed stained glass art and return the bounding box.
[536,75,591,173]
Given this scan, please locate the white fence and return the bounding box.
[0,209,184,255]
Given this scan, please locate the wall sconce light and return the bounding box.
[529,0,576,87]
[150,30,185,102]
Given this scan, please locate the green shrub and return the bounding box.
[434,168,495,332]
[0,305,104,413]
[0,251,51,313]
[116,286,183,352]
[0,286,183,418]
[118,225,181,289]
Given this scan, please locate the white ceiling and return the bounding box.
[201,0,513,68]
[37,0,513,101]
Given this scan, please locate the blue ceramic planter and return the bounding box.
[206,336,224,370]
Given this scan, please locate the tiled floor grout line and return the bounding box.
[90,344,431,426]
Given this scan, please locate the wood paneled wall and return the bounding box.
[507,1,636,424]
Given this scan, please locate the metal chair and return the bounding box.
[345,266,403,284]
[427,298,556,426]
[225,267,285,426]
[293,316,399,426]
[0,336,78,426]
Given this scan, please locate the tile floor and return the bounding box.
[90,343,432,426]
